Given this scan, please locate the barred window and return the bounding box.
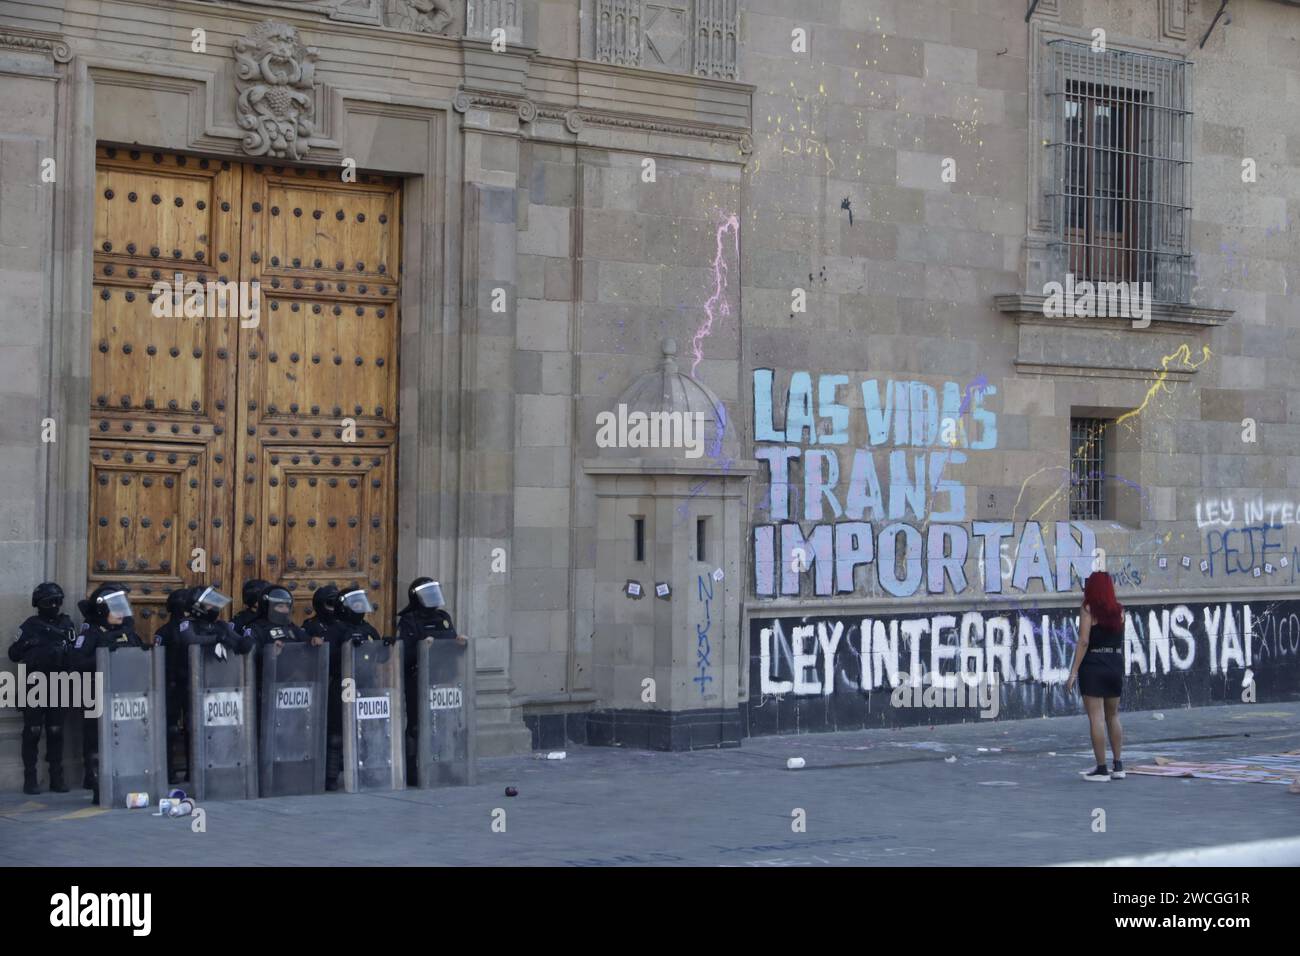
[1069,417,1109,521]
[1044,41,1193,304]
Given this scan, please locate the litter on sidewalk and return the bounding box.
[1131,751,1300,785]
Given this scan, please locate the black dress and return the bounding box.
[1079,620,1124,699]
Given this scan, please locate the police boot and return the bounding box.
[48,764,69,793]
[22,767,40,795]
[325,734,343,791]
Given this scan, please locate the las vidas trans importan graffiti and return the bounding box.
[750,369,1094,599]
[744,369,1300,734]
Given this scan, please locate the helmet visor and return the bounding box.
[195,586,232,615]
[340,589,374,615]
[413,581,444,609]
[264,588,293,625]
[100,590,133,620]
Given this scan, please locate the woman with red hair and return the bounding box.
[1066,571,1126,781]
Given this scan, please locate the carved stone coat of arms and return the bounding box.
[233,20,320,160]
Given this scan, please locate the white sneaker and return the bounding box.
[1081,766,1111,782]
[1111,763,1126,780]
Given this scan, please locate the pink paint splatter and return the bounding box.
[691,213,740,376]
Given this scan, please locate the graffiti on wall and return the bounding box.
[751,370,1096,598]
[747,600,1300,733]
[695,573,715,695]
[1196,498,1300,528]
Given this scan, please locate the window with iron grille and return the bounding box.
[1069,417,1109,520]
[1044,40,1193,304]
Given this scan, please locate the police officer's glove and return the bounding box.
[382,634,396,646]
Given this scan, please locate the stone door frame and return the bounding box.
[47,52,462,619]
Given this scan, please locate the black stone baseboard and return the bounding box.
[525,707,743,752]
[524,711,590,751]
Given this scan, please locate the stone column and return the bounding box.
[0,34,67,789]
[457,94,533,756]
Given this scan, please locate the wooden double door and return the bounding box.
[90,146,402,637]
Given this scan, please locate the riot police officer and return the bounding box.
[302,584,340,640]
[159,585,253,782]
[8,582,75,794]
[68,585,148,801]
[231,578,270,631]
[396,578,467,784]
[156,587,196,783]
[321,587,382,790]
[240,585,313,648]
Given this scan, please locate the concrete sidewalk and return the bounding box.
[1,701,1297,866]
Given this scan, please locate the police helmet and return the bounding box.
[31,581,65,611]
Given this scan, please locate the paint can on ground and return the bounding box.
[786,757,805,769]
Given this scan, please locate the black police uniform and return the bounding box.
[156,589,196,781]
[396,597,459,784]
[241,596,309,710]
[231,578,270,632]
[8,605,76,793]
[157,588,254,782]
[302,585,339,641]
[68,595,148,798]
[241,615,309,648]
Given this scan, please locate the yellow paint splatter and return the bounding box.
[1014,344,1214,523]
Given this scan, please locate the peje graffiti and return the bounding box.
[746,600,1300,735]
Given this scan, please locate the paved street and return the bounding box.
[2,701,1297,867]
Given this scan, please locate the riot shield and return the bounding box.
[188,644,258,801]
[96,645,167,808]
[258,642,328,797]
[415,638,476,787]
[341,641,405,792]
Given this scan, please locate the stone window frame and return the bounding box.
[1023,20,1194,305]
[1068,406,1144,532]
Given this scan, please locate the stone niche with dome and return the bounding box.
[582,339,755,750]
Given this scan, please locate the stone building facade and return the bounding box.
[0,0,1297,784]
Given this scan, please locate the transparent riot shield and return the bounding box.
[341,641,405,792]
[415,638,476,787]
[188,644,258,801]
[258,642,328,797]
[96,645,167,808]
